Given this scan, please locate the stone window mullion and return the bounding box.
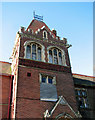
[41,47,42,61]
[57,50,59,64]
[25,45,27,58]
[62,52,65,65]
[62,52,64,65]
[31,44,32,59]
[47,76,48,83]
[63,52,66,66]
[36,44,38,60]
[52,49,54,64]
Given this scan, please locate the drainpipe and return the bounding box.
[7,75,13,119]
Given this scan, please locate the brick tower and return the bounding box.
[10,15,80,119]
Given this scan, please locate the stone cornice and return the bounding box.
[19,57,71,73]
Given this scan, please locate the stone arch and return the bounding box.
[47,46,66,66]
[24,40,45,62]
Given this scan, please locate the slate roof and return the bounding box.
[73,73,95,87]
[40,83,57,102]
[73,77,95,87]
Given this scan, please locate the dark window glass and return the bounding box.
[77,90,81,96]
[42,76,46,83]
[76,89,88,108]
[78,98,84,108]
[49,50,53,63]
[48,77,53,84]
[32,44,36,60]
[26,45,31,59]
[82,91,87,97]
[54,49,57,55]
[44,32,46,38]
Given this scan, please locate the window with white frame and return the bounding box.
[40,74,56,85]
[48,47,66,66]
[26,43,42,61]
[43,30,48,39]
[75,88,88,108]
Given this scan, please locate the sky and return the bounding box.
[0,2,93,76]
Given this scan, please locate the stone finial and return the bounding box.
[19,26,25,33]
[28,28,32,32]
[57,36,60,40]
[52,29,57,36]
[62,38,67,44]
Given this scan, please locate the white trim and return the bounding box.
[56,37,58,40]
[28,28,32,32]
[38,28,40,32]
[35,31,38,34]
[41,98,57,102]
[52,35,54,38]
[24,40,43,47]
[44,96,81,118]
[75,88,87,91]
[41,26,45,30]
[47,46,63,52]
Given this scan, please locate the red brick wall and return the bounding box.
[15,66,78,118]
[11,29,78,118]
[1,75,11,118]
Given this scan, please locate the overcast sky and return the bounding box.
[0,2,93,76]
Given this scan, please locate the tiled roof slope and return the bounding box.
[0,61,11,75]
[27,19,51,32]
[27,19,56,37]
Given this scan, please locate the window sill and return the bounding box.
[40,98,57,102]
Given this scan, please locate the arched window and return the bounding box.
[44,32,46,38]
[43,30,48,39]
[26,43,42,61]
[48,47,66,66]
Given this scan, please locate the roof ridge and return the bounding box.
[73,73,95,78]
[0,61,11,64]
[27,19,52,33]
